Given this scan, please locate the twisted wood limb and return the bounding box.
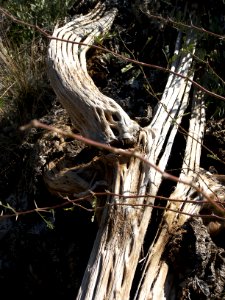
[47,3,139,144]
[74,27,198,298]
[46,2,224,299]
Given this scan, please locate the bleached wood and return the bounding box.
[135,88,206,300]
[75,27,197,298]
[47,3,139,144]
[46,2,220,300]
[136,88,225,299]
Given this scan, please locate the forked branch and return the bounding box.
[45,2,225,299]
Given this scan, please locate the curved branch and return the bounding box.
[47,3,140,144]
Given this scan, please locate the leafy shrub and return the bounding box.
[0,0,75,120]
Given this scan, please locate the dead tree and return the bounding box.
[46,2,225,299]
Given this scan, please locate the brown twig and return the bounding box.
[1,190,225,221]
[20,120,225,216]
[145,12,225,41]
[1,6,225,219]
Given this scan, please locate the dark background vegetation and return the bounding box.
[0,0,225,298]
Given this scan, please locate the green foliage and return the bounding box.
[0,0,76,120]
[36,210,55,229]
[91,194,97,222]
[0,0,75,30]
[0,1,74,48]
[94,30,117,46]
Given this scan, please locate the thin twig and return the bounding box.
[20,120,225,216]
[0,7,225,102]
[146,12,225,41]
[1,191,224,221]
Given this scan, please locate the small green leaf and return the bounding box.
[121,63,134,73]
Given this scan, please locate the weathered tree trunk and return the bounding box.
[46,1,225,299]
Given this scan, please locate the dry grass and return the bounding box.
[0,33,47,117]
